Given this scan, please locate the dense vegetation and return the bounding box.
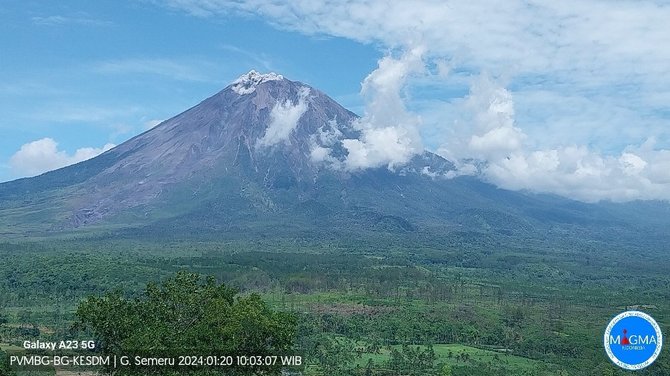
[76,271,295,375]
[0,232,668,375]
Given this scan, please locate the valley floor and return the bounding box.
[0,235,668,375]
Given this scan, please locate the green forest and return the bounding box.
[0,232,668,375]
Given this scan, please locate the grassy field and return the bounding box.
[357,343,546,370]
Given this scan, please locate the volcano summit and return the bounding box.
[1,72,668,245]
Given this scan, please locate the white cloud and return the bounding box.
[342,127,417,171]
[470,127,525,157]
[9,138,115,178]
[619,153,647,176]
[481,145,670,203]
[159,1,670,83]
[446,81,670,202]
[340,48,425,171]
[257,87,310,147]
[160,0,670,201]
[442,75,527,161]
[310,145,332,163]
[315,120,343,146]
[308,121,344,164]
[306,49,424,170]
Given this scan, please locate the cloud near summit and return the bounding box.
[257,87,310,148]
[339,47,425,171]
[163,0,670,202]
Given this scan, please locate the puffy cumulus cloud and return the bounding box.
[342,127,419,171]
[483,145,670,203]
[9,138,115,178]
[161,0,670,202]
[448,81,670,202]
[470,127,525,157]
[619,153,647,176]
[339,48,425,171]
[257,87,310,147]
[441,75,526,162]
[306,49,425,171]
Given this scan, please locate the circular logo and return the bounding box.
[604,311,663,370]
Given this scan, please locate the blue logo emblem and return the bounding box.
[604,311,663,370]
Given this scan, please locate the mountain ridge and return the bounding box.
[1,71,668,248]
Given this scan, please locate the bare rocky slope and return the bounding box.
[1,71,668,247]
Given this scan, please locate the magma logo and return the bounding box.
[604,311,663,370]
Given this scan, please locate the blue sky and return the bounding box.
[0,0,378,180]
[2,1,670,202]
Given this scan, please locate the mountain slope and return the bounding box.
[1,71,669,248]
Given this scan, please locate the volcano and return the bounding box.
[1,71,669,246]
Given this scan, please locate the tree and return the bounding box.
[0,350,13,376]
[76,271,296,375]
[310,335,356,375]
[387,345,437,376]
[503,306,525,329]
